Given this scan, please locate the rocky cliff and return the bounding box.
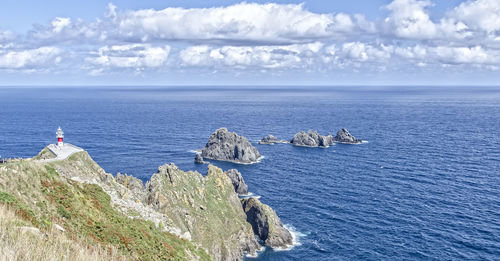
[290,130,334,148]
[201,128,261,164]
[224,169,248,195]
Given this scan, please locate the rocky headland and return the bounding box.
[259,135,289,145]
[194,153,207,164]
[0,145,290,260]
[290,130,334,148]
[201,128,261,164]
[334,128,362,144]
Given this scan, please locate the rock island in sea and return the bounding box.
[201,128,262,164]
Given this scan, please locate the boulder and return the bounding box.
[224,169,248,195]
[259,135,288,144]
[201,128,261,164]
[290,130,334,148]
[194,153,206,164]
[334,128,362,144]
[241,198,293,249]
[115,173,144,191]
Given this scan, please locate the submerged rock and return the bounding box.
[290,130,334,148]
[241,198,293,249]
[224,169,248,195]
[334,128,362,144]
[201,128,261,164]
[194,153,206,164]
[259,135,289,145]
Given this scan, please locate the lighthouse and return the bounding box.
[56,127,64,148]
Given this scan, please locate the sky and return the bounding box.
[0,0,499,86]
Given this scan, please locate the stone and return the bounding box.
[201,128,261,164]
[259,135,289,144]
[194,153,206,164]
[115,173,144,191]
[241,198,293,249]
[224,169,249,195]
[290,130,334,148]
[334,128,362,144]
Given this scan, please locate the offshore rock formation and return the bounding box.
[242,198,293,249]
[194,153,206,164]
[259,135,289,145]
[146,164,260,260]
[224,169,248,195]
[290,130,334,148]
[201,128,261,164]
[334,128,362,144]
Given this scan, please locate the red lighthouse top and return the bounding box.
[56,127,64,146]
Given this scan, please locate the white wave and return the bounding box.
[273,224,304,251]
[188,149,201,153]
[245,245,266,258]
[361,140,369,144]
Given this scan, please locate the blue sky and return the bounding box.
[0,0,499,85]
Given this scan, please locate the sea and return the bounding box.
[0,86,499,260]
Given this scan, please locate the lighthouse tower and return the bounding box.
[56,127,64,148]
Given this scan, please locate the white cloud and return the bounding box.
[85,44,170,71]
[0,46,61,69]
[114,3,373,44]
[180,42,323,69]
[384,0,438,39]
[449,0,500,35]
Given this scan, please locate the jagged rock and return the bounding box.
[201,128,261,164]
[241,198,293,249]
[290,130,334,148]
[334,128,362,144]
[259,135,289,144]
[224,169,248,195]
[115,173,144,190]
[146,164,260,260]
[194,153,206,164]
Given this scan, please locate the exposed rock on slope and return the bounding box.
[224,169,248,195]
[334,128,362,144]
[290,130,334,148]
[201,128,261,164]
[145,164,260,260]
[241,198,293,249]
[259,135,289,144]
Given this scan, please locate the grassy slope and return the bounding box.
[0,156,211,261]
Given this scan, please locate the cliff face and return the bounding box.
[145,164,260,260]
[201,128,261,164]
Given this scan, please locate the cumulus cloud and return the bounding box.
[180,42,323,69]
[85,44,171,72]
[384,0,438,39]
[448,0,500,36]
[0,46,61,69]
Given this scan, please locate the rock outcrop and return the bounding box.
[146,164,260,260]
[115,173,144,191]
[241,198,293,249]
[194,153,206,164]
[259,135,289,145]
[201,128,261,164]
[224,169,249,195]
[334,128,362,144]
[290,130,334,148]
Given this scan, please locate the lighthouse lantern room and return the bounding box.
[56,127,64,148]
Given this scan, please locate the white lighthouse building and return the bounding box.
[56,127,64,148]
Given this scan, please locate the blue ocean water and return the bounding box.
[0,86,499,260]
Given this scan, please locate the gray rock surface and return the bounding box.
[241,197,293,249]
[259,135,289,144]
[201,128,261,164]
[224,169,249,195]
[115,173,144,191]
[194,153,206,164]
[290,130,334,148]
[334,128,362,144]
